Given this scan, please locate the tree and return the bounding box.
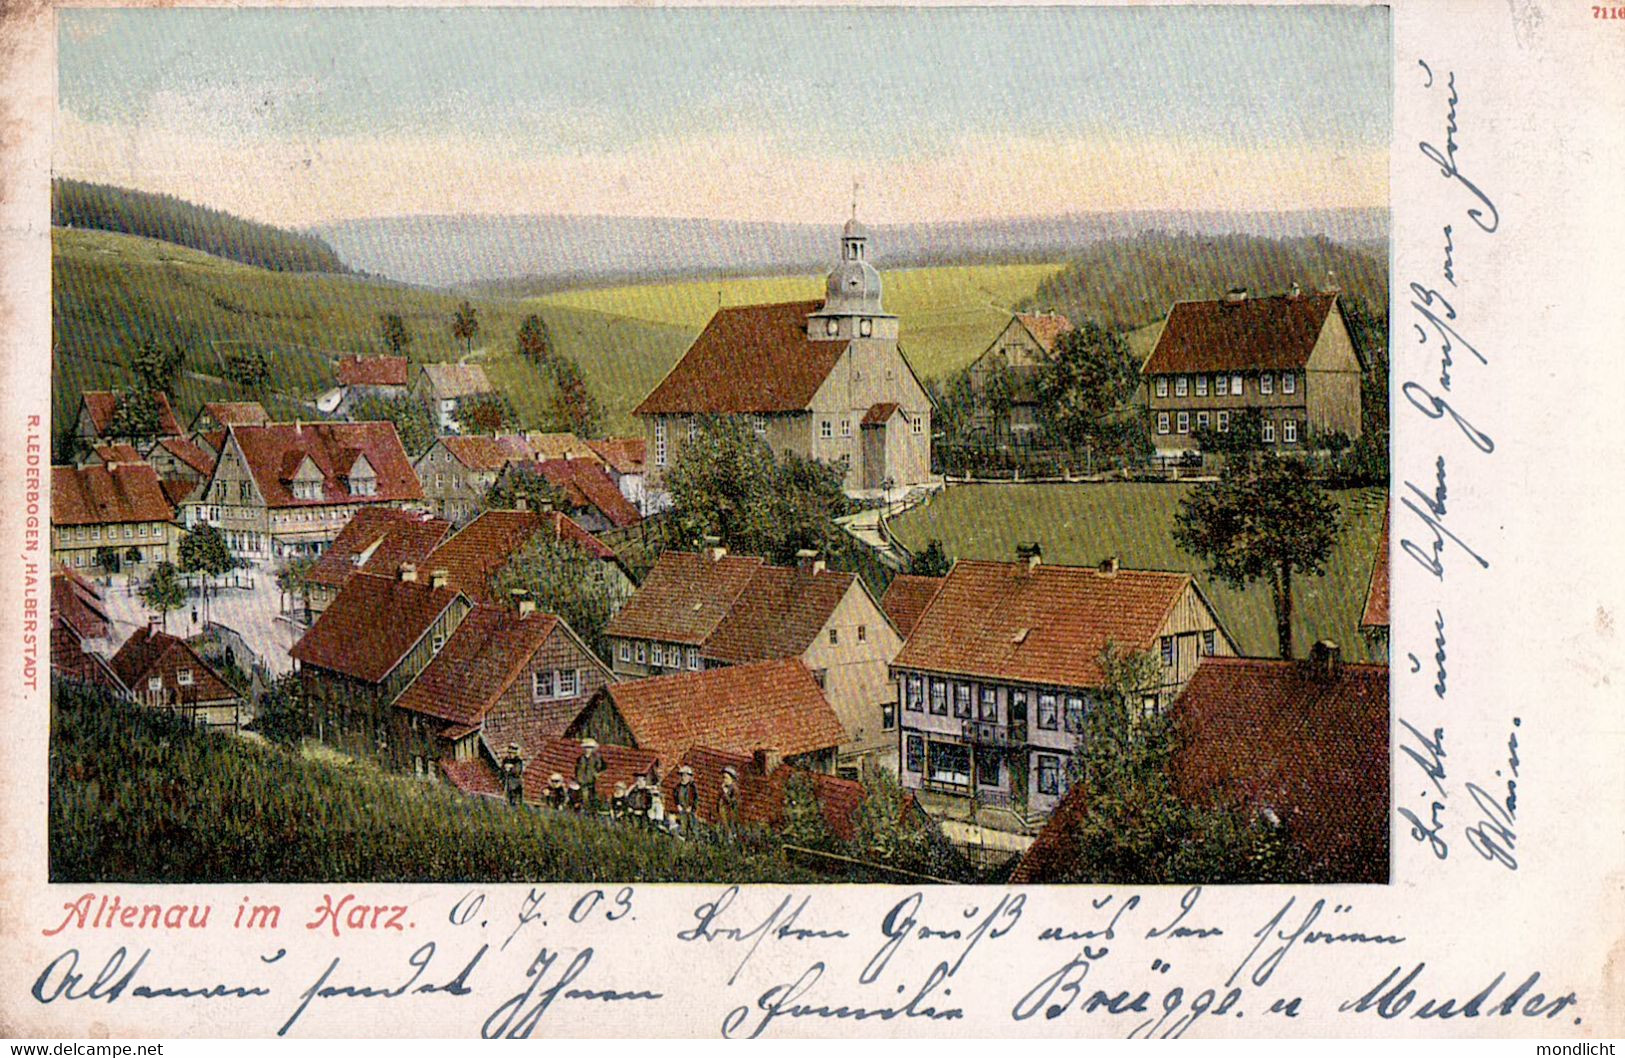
[177,523,237,623]
[484,463,569,515]
[226,350,271,391]
[274,556,317,622]
[350,394,436,458]
[94,546,121,576]
[252,673,313,749]
[1173,454,1341,659]
[140,561,188,632]
[980,352,1016,445]
[849,766,964,880]
[516,314,552,365]
[1193,406,1264,457]
[130,337,185,394]
[104,390,163,448]
[454,392,510,435]
[379,313,412,357]
[910,539,952,578]
[546,354,602,437]
[451,301,480,358]
[490,534,620,658]
[782,772,838,851]
[53,427,87,466]
[1034,320,1145,459]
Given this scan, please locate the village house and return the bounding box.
[963,312,1072,437]
[414,434,534,523]
[892,553,1235,828]
[584,437,649,515]
[289,567,472,762]
[879,573,944,639]
[188,401,270,439]
[110,624,248,730]
[1141,288,1365,456]
[633,219,933,499]
[391,596,615,777]
[566,658,846,774]
[74,390,183,447]
[605,546,902,776]
[412,363,497,433]
[50,566,125,692]
[51,461,177,576]
[305,508,452,616]
[145,436,217,499]
[330,356,410,417]
[420,508,632,606]
[194,421,423,561]
[490,457,643,535]
[1361,502,1390,663]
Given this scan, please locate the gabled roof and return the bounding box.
[860,401,902,426]
[432,434,535,472]
[533,458,643,528]
[1361,502,1389,630]
[110,626,237,703]
[892,560,1196,689]
[227,422,422,508]
[580,658,845,768]
[1141,293,1339,375]
[197,401,269,429]
[290,572,464,683]
[585,437,646,475]
[422,509,616,605]
[701,564,857,665]
[52,623,128,695]
[1015,312,1073,353]
[81,391,182,438]
[52,463,174,526]
[336,355,409,388]
[92,444,145,465]
[51,566,111,641]
[308,508,452,590]
[392,605,562,728]
[153,436,217,477]
[520,432,600,464]
[605,550,765,646]
[880,574,944,639]
[520,738,660,803]
[161,478,201,506]
[1171,656,1390,883]
[417,362,494,399]
[634,301,848,415]
[665,746,867,842]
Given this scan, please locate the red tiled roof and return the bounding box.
[701,564,856,665]
[892,560,1193,689]
[1016,313,1073,353]
[199,402,269,428]
[81,391,182,438]
[337,356,409,388]
[665,746,867,841]
[52,623,128,694]
[423,509,615,605]
[520,738,661,804]
[585,437,646,475]
[534,459,642,528]
[1142,293,1338,375]
[154,436,217,477]
[440,758,504,799]
[436,434,535,472]
[308,508,452,590]
[93,444,145,465]
[51,567,111,641]
[880,574,943,639]
[290,572,463,683]
[580,658,845,769]
[860,402,902,426]
[52,463,174,526]
[418,362,493,398]
[393,605,562,727]
[1171,656,1390,883]
[634,301,847,415]
[605,550,764,646]
[229,422,422,508]
[161,479,200,506]
[110,626,238,704]
[1361,502,1389,629]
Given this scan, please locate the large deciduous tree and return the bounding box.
[516,314,552,365]
[140,561,188,632]
[177,523,237,623]
[546,354,603,438]
[491,533,620,659]
[130,337,185,395]
[350,394,436,458]
[379,313,412,357]
[451,301,480,358]
[104,389,164,448]
[1173,454,1341,659]
[484,463,570,516]
[1034,320,1146,458]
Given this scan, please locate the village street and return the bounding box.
[98,563,302,677]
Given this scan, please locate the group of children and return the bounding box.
[498,738,743,836]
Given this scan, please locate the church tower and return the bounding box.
[807,217,899,342]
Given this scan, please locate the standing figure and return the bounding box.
[499,742,527,807]
[610,782,629,820]
[716,764,741,831]
[545,772,568,810]
[574,739,606,812]
[674,765,698,833]
[627,773,652,827]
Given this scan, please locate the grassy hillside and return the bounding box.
[53,179,350,275]
[533,262,1065,380]
[889,482,1387,662]
[52,228,692,434]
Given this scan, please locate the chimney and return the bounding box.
[1016,542,1042,571]
[1097,556,1120,576]
[1310,639,1342,680]
[398,562,418,583]
[703,535,726,563]
[1223,286,1248,304]
[430,568,449,590]
[795,548,825,575]
[751,748,782,777]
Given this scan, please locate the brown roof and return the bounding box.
[1361,502,1389,629]
[665,746,867,842]
[308,508,452,590]
[1171,656,1390,883]
[534,459,642,528]
[92,444,145,465]
[860,401,902,426]
[393,605,563,728]
[423,509,616,605]
[52,623,128,694]
[110,626,238,704]
[51,567,111,641]
[418,362,493,399]
[634,301,847,415]
[520,432,601,464]
[892,560,1194,689]
[1016,313,1073,353]
[605,550,764,646]
[702,564,856,665]
[880,574,943,639]
[1142,293,1338,375]
[289,572,464,683]
[578,658,845,769]
[585,437,646,475]
[160,479,201,506]
[435,434,535,472]
[336,356,409,388]
[1009,782,1093,884]
[440,757,504,799]
[521,738,661,804]
[154,436,217,477]
[52,463,174,526]
[81,391,182,438]
[199,401,269,428]
[229,422,422,508]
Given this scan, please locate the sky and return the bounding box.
[56,6,1391,228]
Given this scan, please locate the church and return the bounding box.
[633,219,934,499]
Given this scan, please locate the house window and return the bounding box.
[618,641,631,662]
[1036,754,1064,796]
[1217,410,1231,433]
[1157,413,1170,435]
[1160,636,1175,666]
[911,415,923,435]
[927,742,971,787]
[635,642,646,664]
[857,624,867,643]
[826,318,839,337]
[533,670,553,700]
[905,734,924,772]
[979,687,998,722]
[1196,411,1210,430]
[1283,372,1297,395]
[687,647,700,670]
[557,669,578,697]
[1216,375,1229,396]
[1177,412,1189,434]
[1283,420,1298,443]
[1231,374,1243,395]
[860,318,873,337]
[1202,629,1217,656]
[820,420,833,439]
[906,676,923,712]
[1064,696,1086,734]
[1155,377,1168,398]
[811,668,827,689]
[148,676,163,693]
[177,668,194,686]
[883,702,897,730]
[1175,376,1189,397]
[930,680,947,715]
[753,415,767,438]
[138,524,147,538]
[1037,693,1058,730]
[353,478,376,497]
[841,419,852,438]
[91,527,100,542]
[651,643,665,667]
[1261,373,1274,395]
[975,746,1002,787]
[688,418,699,441]
[654,420,667,467]
[1196,375,1209,397]
[1262,420,1276,444]
[953,683,972,719]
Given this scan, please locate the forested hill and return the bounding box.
[52,179,352,275]
[1028,231,1388,330]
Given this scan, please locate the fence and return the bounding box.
[934,441,1209,482]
